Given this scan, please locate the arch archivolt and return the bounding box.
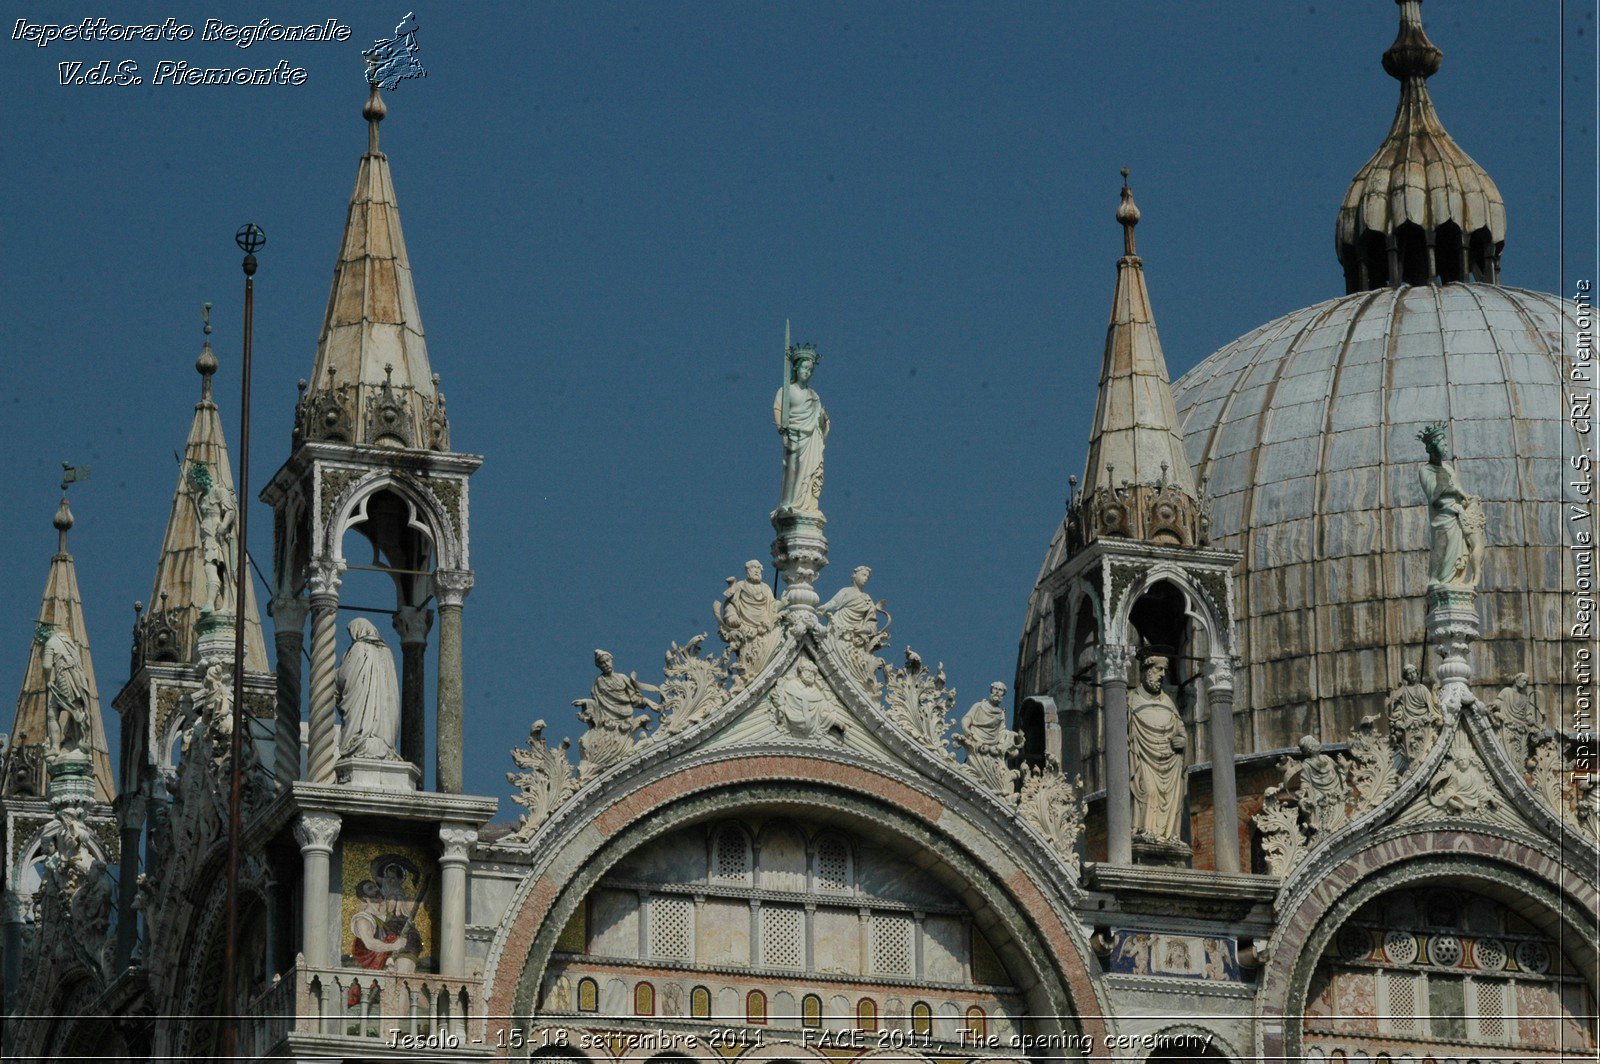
[1256,826,1600,1062]
[483,753,1112,1058]
[1104,563,1228,655]
[322,469,460,571]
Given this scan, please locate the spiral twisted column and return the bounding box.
[305,563,342,785]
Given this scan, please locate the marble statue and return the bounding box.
[37,624,91,762]
[1417,424,1486,590]
[820,566,890,693]
[714,561,782,684]
[337,618,402,760]
[1284,736,1349,836]
[1490,673,1539,761]
[197,661,234,770]
[576,650,660,778]
[1428,730,1496,816]
[72,857,115,977]
[955,682,1022,797]
[186,461,238,617]
[1128,655,1187,842]
[774,344,828,514]
[1387,663,1441,762]
[770,660,843,740]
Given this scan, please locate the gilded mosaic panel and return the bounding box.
[339,837,439,973]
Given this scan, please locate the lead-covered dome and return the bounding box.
[1171,284,1584,752]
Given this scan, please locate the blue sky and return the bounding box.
[3,2,1592,804]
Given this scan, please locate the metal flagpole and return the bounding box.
[222,221,265,1059]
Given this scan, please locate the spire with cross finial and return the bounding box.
[1337,0,1505,291]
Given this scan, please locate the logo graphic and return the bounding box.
[363,12,426,90]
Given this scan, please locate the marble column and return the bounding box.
[433,570,473,794]
[393,605,433,774]
[304,564,342,785]
[1,890,25,1013]
[1099,644,1134,866]
[438,824,477,978]
[114,793,146,968]
[271,594,308,787]
[293,812,341,968]
[1206,656,1241,874]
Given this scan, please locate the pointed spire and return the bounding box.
[295,85,448,451]
[1067,172,1204,554]
[1337,0,1506,292]
[136,311,269,672]
[1,494,115,802]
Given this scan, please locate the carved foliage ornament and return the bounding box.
[507,720,578,842]
[1016,761,1085,870]
[881,647,955,757]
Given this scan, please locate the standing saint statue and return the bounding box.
[774,343,828,515]
[1387,663,1441,762]
[1490,673,1539,761]
[714,560,782,681]
[337,618,402,760]
[955,682,1022,797]
[1128,654,1187,843]
[1417,424,1486,590]
[820,566,891,692]
[186,462,238,617]
[37,624,92,762]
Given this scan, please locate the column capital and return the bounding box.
[393,605,435,645]
[307,559,343,603]
[270,593,309,632]
[1096,644,1135,683]
[1206,655,1241,693]
[433,569,474,608]
[293,811,342,854]
[439,823,478,863]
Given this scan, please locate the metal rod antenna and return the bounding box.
[222,221,265,1060]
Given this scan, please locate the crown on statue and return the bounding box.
[1416,423,1447,448]
[786,343,819,366]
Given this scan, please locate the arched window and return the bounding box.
[690,985,711,1019]
[634,982,655,1016]
[710,824,753,885]
[746,989,767,1025]
[964,1006,987,1038]
[856,998,878,1031]
[813,834,853,892]
[802,994,823,1028]
[911,1001,932,1035]
[576,978,598,1012]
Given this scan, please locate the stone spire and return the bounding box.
[294,85,450,452]
[1,495,115,802]
[1067,172,1204,555]
[135,309,269,672]
[1337,0,1506,292]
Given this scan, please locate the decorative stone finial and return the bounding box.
[1116,168,1141,256]
[196,302,218,397]
[363,82,386,153]
[53,497,74,535]
[1382,0,1442,82]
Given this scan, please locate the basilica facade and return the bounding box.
[1,3,1596,1061]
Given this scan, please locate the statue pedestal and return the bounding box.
[335,756,420,792]
[1131,835,1192,868]
[195,613,238,665]
[47,753,94,810]
[1425,584,1479,702]
[771,510,828,616]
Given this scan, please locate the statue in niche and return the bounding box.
[186,461,238,617]
[1387,663,1441,762]
[37,624,92,763]
[820,566,891,693]
[337,618,402,760]
[1490,673,1540,761]
[1417,424,1486,590]
[715,560,781,684]
[955,682,1022,797]
[770,660,844,740]
[576,650,660,777]
[774,343,828,515]
[1128,654,1187,843]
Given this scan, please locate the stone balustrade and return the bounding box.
[244,961,485,1056]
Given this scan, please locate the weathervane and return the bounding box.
[59,461,90,494]
[363,12,426,90]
